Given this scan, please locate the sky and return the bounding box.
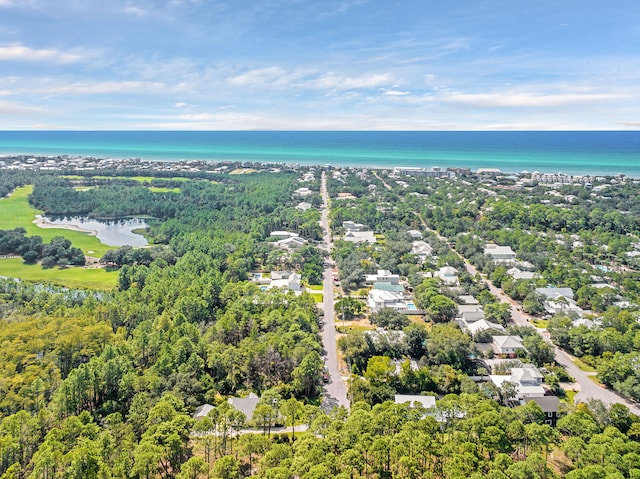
[0,0,639,130]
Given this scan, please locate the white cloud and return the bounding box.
[0,100,41,115]
[228,66,289,87]
[124,5,147,16]
[41,80,169,95]
[174,102,189,108]
[308,72,394,90]
[442,90,623,108]
[383,90,410,96]
[0,43,82,63]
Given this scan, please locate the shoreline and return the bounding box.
[33,215,99,237]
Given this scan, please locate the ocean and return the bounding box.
[0,131,639,176]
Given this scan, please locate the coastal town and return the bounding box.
[2,159,640,478]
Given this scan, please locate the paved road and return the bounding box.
[319,171,350,411]
[415,213,640,414]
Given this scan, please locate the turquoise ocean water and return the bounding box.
[0,131,639,176]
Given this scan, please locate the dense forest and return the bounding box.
[1,166,640,478]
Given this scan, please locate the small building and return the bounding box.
[406,230,422,239]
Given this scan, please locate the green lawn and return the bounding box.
[572,356,597,373]
[148,186,181,193]
[531,319,549,328]
[0,186,112,257]
[308,284,324,291]
[0,258,117,290]
[310,293,324,303]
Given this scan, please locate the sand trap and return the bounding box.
[33,215,99,236]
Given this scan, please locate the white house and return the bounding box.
[434,266,459,286]
[484,244,516,263]
[493,335,525,356]
[411,241,433,263]
[535,287,575,301]
[368,289,407,312]
[365,270,400,285]
[395,395,436,409]
[507,268,539,280]
[269,272,302,295]
[343,230,377,244]
[406,230,423,240]
[489,364,546,399]
[276,236,307,251]
[458,318,504,335]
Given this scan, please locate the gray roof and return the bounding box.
[193,404,215,418]
[227,393,260,420]
[535,287,574,300]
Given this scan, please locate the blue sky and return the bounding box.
[0,0,639,130]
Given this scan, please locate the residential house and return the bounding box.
[269,271,302,295]
[343,230,377,244]
[368,289,408,313]
[365,270,400,285]
[493,335,525,356]
[458,295,479,305]
[484,244,517,263]
[457,304,485,322]
[489,364,547,400]
[411,241,433,263]
[395,395,437,409]
[507,268,539,280]
[522,396,560,426]
[434,266,459,286]
[295,202,312,211]
[342,221,366,231]
[193,404,215,419]
[406,229,423,240]
[458,318,505,335]
[276,236,307,251]
[270,231,299,239]
[535,287,574,301]
[228,393,261,421]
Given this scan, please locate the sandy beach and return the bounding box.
[33,215,99,236]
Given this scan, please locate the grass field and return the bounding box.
[310,292,324,303]
[0,186,112,257]
[572,356,597,373]
[148,186,181,193]
[64,175,191,183]
[0,258,117,289]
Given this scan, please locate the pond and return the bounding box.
[40,216,149,247]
